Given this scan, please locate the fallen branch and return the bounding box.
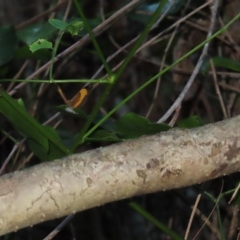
[1,116,240,236]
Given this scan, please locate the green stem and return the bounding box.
[1,129,18,143]
[73,0,112,77]
[115,0,168,80]
[202,189,225,239]
[2,79,108,83]
[216,205,225,240]
[50,31,64,80]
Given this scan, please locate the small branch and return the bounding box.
[1,115,240,235]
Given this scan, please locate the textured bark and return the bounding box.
[1,116,240,235]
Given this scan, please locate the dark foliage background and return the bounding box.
[0,0,240,239]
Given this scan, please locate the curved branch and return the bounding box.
[1,116,240,235]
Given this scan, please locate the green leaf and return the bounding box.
[177,116,204,129]
[66,21,84,35]
[17,22,57,45]
[49,18,69,31]
[92,113,116,133]
[202,57,240,74]
[0,88,71,160]
[27,139,50,161]
[114,112,171,139]
[65,17,99,37]
[43,126,62,142]
[0,26,18,66]
[57,105,116,133]
[48,19,84,35]
[87,130,121,142]
[27,138,67,161]
[29,39,53,53]
[0,92,49,152]
[213,57,240,72]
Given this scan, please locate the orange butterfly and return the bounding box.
[57,84,92,109]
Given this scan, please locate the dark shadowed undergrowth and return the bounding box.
[1,0,240,239]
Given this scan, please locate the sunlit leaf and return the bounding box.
[66,21,84,35]
[29,39,53,53]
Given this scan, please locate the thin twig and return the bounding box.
[7,60,29,92]
[146,0,190,118]
[228,205,239,239]
[16,0,69,30]
[157,0,218,123]
[138,1,211,53]
[218,82,240,94]
[43,214,75,240]
[0,140,23,175]
[229,182,240,204]
[192,180,223,240]
[210,58,228,119]
[169,106,181,127]
[184,193,202,240]
[145,0,176,118]
[9,0,146,96]
[92,1,211,82]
